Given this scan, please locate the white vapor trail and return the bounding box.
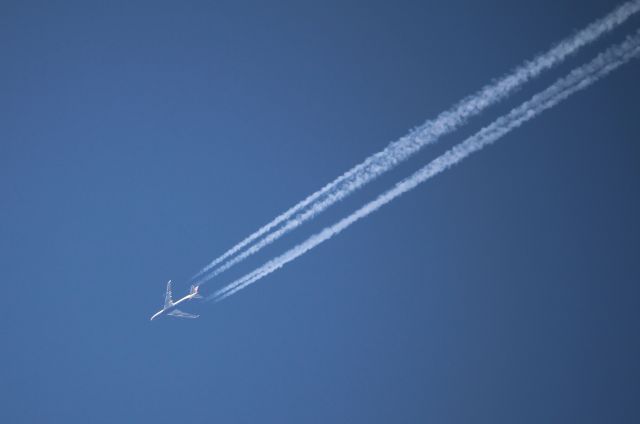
[212,30,640,301]
[194,1,640,286]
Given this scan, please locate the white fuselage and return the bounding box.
[150,293,196,321]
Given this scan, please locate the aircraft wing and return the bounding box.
[168,309,199,319]
[164,280,173,308]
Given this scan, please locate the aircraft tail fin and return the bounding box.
[190,284,202,299]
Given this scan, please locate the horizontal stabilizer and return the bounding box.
[190,284,202,299]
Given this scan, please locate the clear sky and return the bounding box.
[1,1,639,423]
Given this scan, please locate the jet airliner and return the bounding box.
[150,280,202,320]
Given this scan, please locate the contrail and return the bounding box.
[212,30,640,301]
[194,1,640,286]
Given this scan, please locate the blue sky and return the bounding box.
[1,1,639,422]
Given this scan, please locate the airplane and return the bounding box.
[150,280,202,321]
